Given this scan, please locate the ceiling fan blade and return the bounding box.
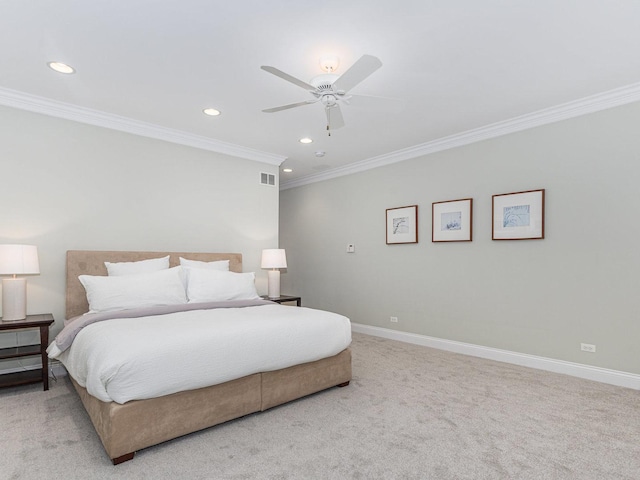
[261,65,316,91]
[332,54,382,93]
[326,105,345,131]
[262,100,317,113]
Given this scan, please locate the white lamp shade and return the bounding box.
[261,249,287,269]
[0,245,40,275]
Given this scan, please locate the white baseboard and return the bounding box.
[352,323,640,390]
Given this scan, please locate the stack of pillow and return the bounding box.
[79,256,260,313]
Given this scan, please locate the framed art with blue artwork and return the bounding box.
[386,205,418,244]
[492,189,545,240]
[432,198,473,242]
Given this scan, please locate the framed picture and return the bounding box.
[492,189,545,240]
[432,198,473,242]
[386,205,418,244]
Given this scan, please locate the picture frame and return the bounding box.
[432,198,473,242]
[386,205,418,244]
[492,189,545,240]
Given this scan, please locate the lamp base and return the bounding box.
[2,277,27,321]
[267,270,281,299]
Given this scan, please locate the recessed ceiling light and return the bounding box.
[283,168,293,173]
[203,108,221,116]
[299,137,313,144]
[48,62,75,74]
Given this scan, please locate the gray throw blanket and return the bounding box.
[53,299,274,354]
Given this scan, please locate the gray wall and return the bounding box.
[0,105,279,349]
[280,101,640,375]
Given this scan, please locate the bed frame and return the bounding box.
[65,250,352,464]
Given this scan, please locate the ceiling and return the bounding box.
[2,1,640,187]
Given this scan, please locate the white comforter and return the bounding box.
[53,304,351,404]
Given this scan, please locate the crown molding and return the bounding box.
[0,87,286,166]
[281,81,640,190]
[3,81,639,179]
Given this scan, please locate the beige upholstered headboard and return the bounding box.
[65,250,243,320]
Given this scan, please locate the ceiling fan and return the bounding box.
[260,54,383,134]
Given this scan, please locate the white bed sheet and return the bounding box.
[55,304,351,404]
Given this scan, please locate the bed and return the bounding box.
[50,250,352,464]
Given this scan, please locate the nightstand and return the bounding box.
[261,295,302,307]
[0,313,55,390]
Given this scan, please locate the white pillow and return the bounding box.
[79,266,187,313]
[179,257,229,271]
[105,255,170,276]
[185,268,259,303]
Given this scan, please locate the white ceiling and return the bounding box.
[2,1,640,187]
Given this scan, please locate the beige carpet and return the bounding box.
[2,332,639,479]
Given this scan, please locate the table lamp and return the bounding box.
[261,249,287,298]
[0,245,40,321]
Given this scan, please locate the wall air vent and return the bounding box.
[260,173,276,186]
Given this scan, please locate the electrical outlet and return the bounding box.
[580,343,596,353]
[390,316,398,323]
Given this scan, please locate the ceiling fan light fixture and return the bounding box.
[48,61,75,74]
[319,55,340,73]
[203,108,221,116]
[299,137,313,144]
